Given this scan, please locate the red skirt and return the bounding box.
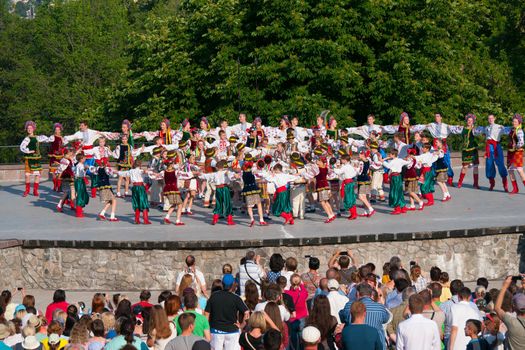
[507,149,523,168]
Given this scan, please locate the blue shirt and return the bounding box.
[342,324,383,350]
[339,297,389,350]
[0,341,11,350]
[385,289,402,309]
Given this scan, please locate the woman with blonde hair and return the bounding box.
[69,323,89,346]
[239,311,266,350]
[146,305,175,350]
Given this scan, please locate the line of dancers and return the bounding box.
[19,111,524,225]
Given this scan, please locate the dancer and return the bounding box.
[241,161,268,227]
[20,121,49,197]
[112,134,144,197]
[94,158,119,221]
[48,123,66,192]
[83,137,113,198]
[56,148,76,212]
[262,163,301,225]
[415,143,438,206]
[425,113,459,186]
[483,114,509,191]
[356,150,375,217]
[457,113,480,189]
[333,154,359,219]
[73,153,90,218]
[433,139,451,201]
[199,160,238,225]
[369,141,385,202]
[129,160,151,225]
[161,159,185,225]
[383,149,412,215]
[404,148,424,211]
[314,157,336,223]
[507,114,525,194]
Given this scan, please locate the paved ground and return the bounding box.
[1,166,524,242]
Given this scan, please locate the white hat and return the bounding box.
[22,336,40,350]
[327,279,340,291]
[48,334,60,345]
[302,326,321,343]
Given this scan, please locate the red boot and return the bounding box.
[145,184,151,193]
[510,180,519,194]
[211,214,219,225]
[75,206,84,218]
[52,178,57,192]
[33,182,39,197]
[227,215,235,225]
[457,173,466,188]
[489,178,495,191]
[390,206,401,215]
[502,177,509,192]
[57,179,63,192]
[348,206,357,220]
[425,193,434,206]
[143,210,152,224]
[473,174,480,189]
[447,177,453,187]
[400,206,408,213]
[288,213,295,225]
[383,173,390,184]
[91,187,97,198]
[23,182,30,197]
[134,209,140,224]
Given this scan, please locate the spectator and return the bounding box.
[396,294,440,350]
[276,277,296,318]
[428,282,443,307]
[254,285,290,322]
[474,278,492,304]
[410,265,427,293]
[301,326,321,350]
[157,291,173,306]
[262,329,281,350]
[114,299,132,320]
[178,276,207,311]
[45,291,68,324]
[205,274,249,350]
[238,311,266,350]
[90,294,108,315]
[386,287,416,344]
[264,302,288,350]
[419,290,445,341]
[100,312,116,339]
[0,324,11,350]
[239,251,265,295]
[68,323,88,347]
[86,319,106,350]
[42,321,67,350]
[328,250,358,286]
[176,255,208,298]
[243,281,260,313]
[22,296,36,312]
[222,264,233,275]
[174,293,211,341]
[448,287,481,350]
[340,283,390,350]
[27,316,46,342]
[326,279,349,324]
[132,291,154,311]
[282,257,298,290]
[285,274,308,350]
[341,301,382,350]
[439,272,452,302]
[164,295,182,323]
[12,325,36,350]
[381,263,391,285]
[104,317,148,350]
[440,280,478,347]
[305,295,337,350]
[20,335,41,350]
[386,279,410,309]
[464,319,489,350]
[481,312,504,349]
[494,276,525,350]
[1,291,18,322]
[165,313,205,350]
[301,257,321,309]
[267,254,285,284]
[146,305,176,350]
[429,267,441,283]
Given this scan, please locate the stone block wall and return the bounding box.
[0,233,521,290]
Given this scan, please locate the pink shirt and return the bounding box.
[45,301,69,323]
[285,285,309,321]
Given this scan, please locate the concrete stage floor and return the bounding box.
[1,166,524,243]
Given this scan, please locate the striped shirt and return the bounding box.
[340,297,390,350]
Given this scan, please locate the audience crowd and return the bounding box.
[0,250,524,350]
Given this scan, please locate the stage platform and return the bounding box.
[1,165,524,249]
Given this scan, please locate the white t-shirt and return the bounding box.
[254,301,290,322]
[450,301,481,350]
[327,291,349,324]
[176,268,206,289]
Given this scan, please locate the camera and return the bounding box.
[339,251,349,256]
[512,275,523,282]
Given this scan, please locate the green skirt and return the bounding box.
[461,148,479,165]
[214,186,232,216]
[388,175,405,208]
[74,178,90,208]
[419,169,435,194]
[272,190,292,216]
[132,185,150,211]
[342,182,356,210]
[25,156,42,173]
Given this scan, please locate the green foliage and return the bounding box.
[1,0,524,148]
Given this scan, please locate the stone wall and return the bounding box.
[0,233,521,290]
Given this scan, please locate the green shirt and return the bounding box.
[174,310,210,337]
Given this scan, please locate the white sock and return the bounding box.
[418,202,424,208]
[110,212,115,219]
[100,210,106,216]
[165,214,169,219]
[187,207,191,212]
[116,192,121,196]
[368,207,374,213]
[176,219,181,223]
[58,200,63,208]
